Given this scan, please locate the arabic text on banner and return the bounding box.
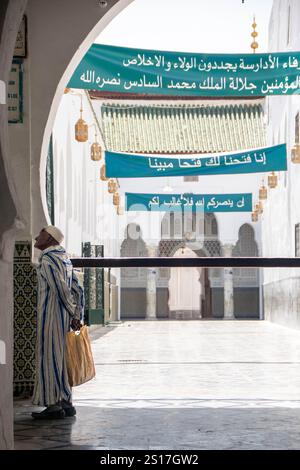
[126,193,253,212]
[105,144,287,178]
[68,43,300,96]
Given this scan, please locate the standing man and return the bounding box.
[32,226,84,419]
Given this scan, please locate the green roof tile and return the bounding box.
[101,102,266,154]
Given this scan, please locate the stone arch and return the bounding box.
[29,0,134,237]
[205,213,219,238]
[121,223,147,257]
[168,247,202,320]
[158,212,222,319]
[232,223,259,319]
[120,223,148,319]
[233,223,259,257]
[160,211,219,243]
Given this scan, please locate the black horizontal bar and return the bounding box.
[70,257,300,268]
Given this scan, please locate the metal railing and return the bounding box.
[71,257,300,268]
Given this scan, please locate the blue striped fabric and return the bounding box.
[32,245,84,407]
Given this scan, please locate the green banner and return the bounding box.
[68,43,300,96]
[105,144,287,178]
[126,193,253,212]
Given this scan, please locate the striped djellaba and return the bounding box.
[32,246,84,407]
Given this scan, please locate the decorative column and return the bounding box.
[13,242,37,397]
[146,245,157,320]
[222,244,235,320]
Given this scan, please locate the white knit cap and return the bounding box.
[44,225,64,244]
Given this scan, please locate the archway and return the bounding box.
[233,223,259,318]
[168,247,202,320]
[120,223,148,318]
[159,212,221,319]
[0,0,136,450]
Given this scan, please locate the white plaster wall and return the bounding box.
[0,0,28,451]
[52,92,123,258]
[263,0,300,328]
[7,58,31,239]
[263,0,300,283]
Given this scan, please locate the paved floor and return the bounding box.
[14,320,300,449]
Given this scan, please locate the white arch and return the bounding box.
[31,0,134,236]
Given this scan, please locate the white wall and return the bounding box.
[263,0,300,279]
[52,92,123,258]
[263,0,300,328]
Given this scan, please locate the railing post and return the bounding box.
[146,245,157,320]
[222,244,235,320]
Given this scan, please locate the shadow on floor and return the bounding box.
[14,401,300,450]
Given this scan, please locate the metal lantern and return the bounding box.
[259,184,267,200]
[291,143,300,163]
[113,180,118,192]
[117,205,124,215]
[90,141,102,161]
[251,211,259,222]
[113,192,120,206]
[75,115,88,142]
[108,179,117,193]
[268,171,278,188]
[100,165,108,181]
[75,95,88,142]
[255,201,263,214]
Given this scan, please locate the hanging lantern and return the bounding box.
[91,142,102,161]
[113,192,120,206]
[75,96,88,142]
[113,180,118,192]
[251,211,259,222]
[75,117,88,142]
[90,131,102,161]
[100,165,108,181]
[268,171,278,188]
[108,179,117,193]
[75,99,88,142]
[255,201,263,214]
[90,128,102,161]
[259,183,268,200]
[117,205,124,215]
[291,143,300,163]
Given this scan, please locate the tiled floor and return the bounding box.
[14,320,300,449]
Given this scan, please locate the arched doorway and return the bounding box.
[158,212,221,319]
[120,223,148,318]
[233,223,259,318]
[168,247,202,320]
